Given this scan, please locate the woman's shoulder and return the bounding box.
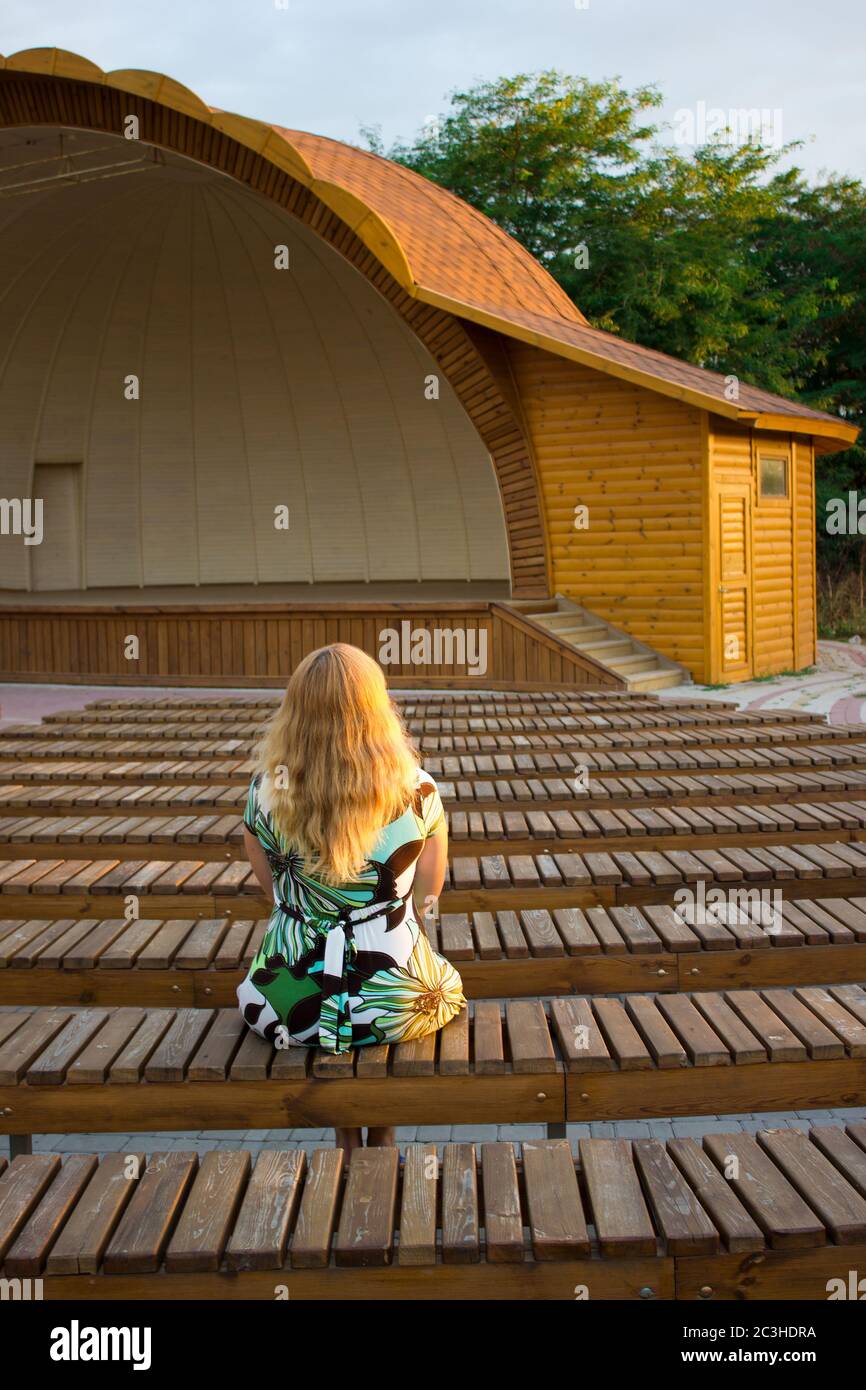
[411,767,444,835]
[244,770,274,826]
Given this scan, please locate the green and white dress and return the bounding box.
[237,769,466,1053]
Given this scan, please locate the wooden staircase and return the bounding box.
[510,595,687,692]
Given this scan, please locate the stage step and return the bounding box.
[513,595,688,692]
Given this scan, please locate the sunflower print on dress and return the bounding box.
[237,769,466,1053]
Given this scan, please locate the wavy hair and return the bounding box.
[252,643,419,885]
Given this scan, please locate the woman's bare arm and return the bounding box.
[244,826,274,899]
[413,818,448,925]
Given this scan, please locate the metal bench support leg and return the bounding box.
[546,1122,567,1140]
[9,1134,33,1159]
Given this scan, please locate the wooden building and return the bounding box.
[0,49,858,688]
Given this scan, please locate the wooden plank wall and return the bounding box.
[0,601,624,688]
[507,341,706,678]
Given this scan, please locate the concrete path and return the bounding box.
[5,1108,866,1163]
[659,639,866,724]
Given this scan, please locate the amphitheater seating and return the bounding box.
[3,686,866,1305]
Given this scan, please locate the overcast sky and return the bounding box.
[3,0,864,181]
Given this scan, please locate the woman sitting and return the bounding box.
[238,642,466,1161]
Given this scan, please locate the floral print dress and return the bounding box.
[237,769,466,1053]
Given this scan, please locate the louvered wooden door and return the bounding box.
[717,486,752,679]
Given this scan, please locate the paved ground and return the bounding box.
[3,652,865,1158]
[658,638,866,723]
[5,1110,866,1162]
[0,681,259,730]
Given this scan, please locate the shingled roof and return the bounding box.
[0,47,858,451]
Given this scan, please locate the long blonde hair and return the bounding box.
[253,643,419,884]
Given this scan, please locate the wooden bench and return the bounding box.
[5,742,866,796]
[3,713,862,748]
[9,766,866,816]
[2,1124,865,1298]
[45,690,812,719]
[6,841,866,920]
[43,709,765,743]
[3,896,866,1007]
[1,986,864,1154]
[9,797,866,862]
[2,717,864,765]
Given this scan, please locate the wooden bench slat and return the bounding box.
[759,988,845,1059]
[67,1008,147,1084]
[592,998,653,1070]
[109,1010,176,1082]
[290,1148,343,1269]
[438,1009,470,1076]
[654,995,731,1067]
[723,990,807,1062]
[0,1154,62,1261]
[441,1142,480,1265]
[225,1149,306,1272]
[25,1009,110,1085]
[165,1150,251,1272]
[524,1138,590,1259]
[632,1139,719,1255]
[187,1008,247,1080]
[479,1141,523,1264]
[103,1152,199,1274]
[551,997,614,1072]
[144,1009,215,1082]
[46,1150,145,1274]
[3,1154,98,1276]
[334,1147,399,1268]
[756,1129,866,1244]
[505,999,556,1073]
[579,1138,657,1257]
[809,1125,866,1200]
[473,1001,505,1074]
[398,1143,438,1266]
[701,1133,825,1250]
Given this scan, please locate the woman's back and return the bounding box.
[237,644,465,1054]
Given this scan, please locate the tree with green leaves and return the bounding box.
[363,72,864,630]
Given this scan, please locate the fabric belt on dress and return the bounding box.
[273,895,401,1053]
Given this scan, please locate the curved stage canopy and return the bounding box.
[0,50,859,685]
[0,126,510,591]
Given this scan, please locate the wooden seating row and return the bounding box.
[8,841,866,921]
[72,688,743,713]
[7,769,866,819]
[44,700,757,727]
[87,686,692,708]
[2,724,863,763]
[7,798,866,864]
[4,894,866,1006]
[2,1125,866,1298]
[6,743,866,794]
[1,986,864,1145]
[31,704,831,736]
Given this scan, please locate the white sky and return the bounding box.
[3,0,864,181]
